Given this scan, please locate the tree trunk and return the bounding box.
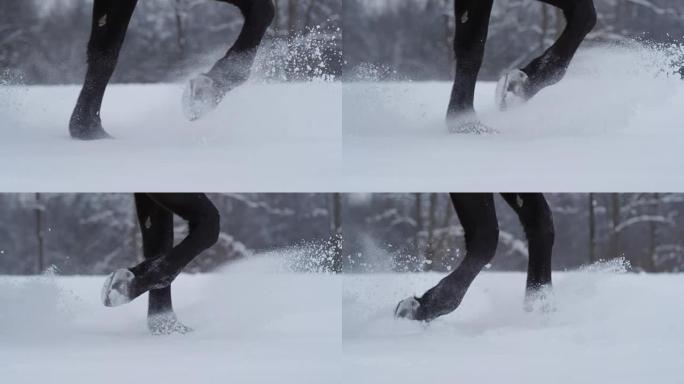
[425,193,437,271]
[647,193,659,272]
[414,193,422,260]
[434,195,454,262]
[588,193,596,263]
[288,0,298,38]
[131,196,140,262]
[609,193,621,259]
[174,0,186,61]
[35,193,44,274]
[331,193,343,273]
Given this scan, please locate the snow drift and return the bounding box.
[0,255,341,384]
[342,260,684,384]
[0,81,342,192]
[343,43,684,191]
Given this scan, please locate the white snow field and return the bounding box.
[343,265,684,384]
[0,81,341,192]
[0,257,341,383]
[343,44,684,192]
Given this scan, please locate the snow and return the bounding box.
[3,45,683,192]
[343,265,684,384]
[2,253,683,383]
[343,45,684,192]
[0,257,341,383]
[0,81,342,192]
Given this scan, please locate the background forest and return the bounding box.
[344,0,684,80]
[2,1,683,84]
[0,193,342,275]
[1,193,683,275]
[345,193,684,273]
[0,0,342,84]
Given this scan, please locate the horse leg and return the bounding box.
[70,0,137,140]
[102,194,219,333]
[396,194,499,322]
[132,194,191,335]
[446,0,494,133]
[128,193,220,294]
[517,0,597,100]
[501,193,555,309]
[183,0,275,120]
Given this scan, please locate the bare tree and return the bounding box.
[35,193,44,273]
[589,193,596,263]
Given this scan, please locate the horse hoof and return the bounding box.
[495,69,529,111]
[148,312,193,335]
[394,296,420,320]
[524,287,556,314]
[69,121,113,140]
[101,269,135,307]
[182,74,221,121]
[70,128,112,140]
[69,113,113,140]
[447,113,497,134]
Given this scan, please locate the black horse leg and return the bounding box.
[70,0,137,140]
[134,194,175,318]
[501,194,555,295]
[129,193,220,296]
[414,194,499,322]
[446,0,494,125]
[206,0,275,96]
[521,0,597,99]
[127,193,219,334]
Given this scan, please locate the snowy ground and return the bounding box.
[0,258,341,383]
[343,266,684,384]
[4,47,683,193]
[343,45,684,192]
[2,257,682,383]
[0,81,341,192]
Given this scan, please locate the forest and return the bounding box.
[344,0,684,80]
[1,193,683,275]
[0,193,342,275]
[345,193,684,273]
[2,1,682,84]
[0,0,342,84]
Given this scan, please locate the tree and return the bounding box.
[588,193,596,263]
[34,193,45,273]
[331,193,343,273]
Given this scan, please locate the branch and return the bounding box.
[615,214,676,233]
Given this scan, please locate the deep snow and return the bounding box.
[342,265,684,384]
[0,257,341,383]
[0,82,342,192]
[2,256,683,383]
[343,45,684,192]
[3,46,683,192]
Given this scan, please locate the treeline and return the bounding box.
[2,193,683,275]
[344,193,684,273]
[3,0,681,84]
[0,0,341,85]
[343,0,684,80]
[0,193,341,275]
